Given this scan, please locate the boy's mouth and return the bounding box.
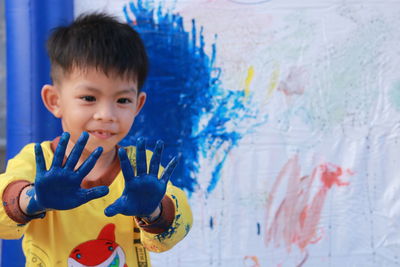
[88,130,115,140]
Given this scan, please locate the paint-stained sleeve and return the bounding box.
[0,141,52,239]
[137,181,193,253]
[0,143,38,239]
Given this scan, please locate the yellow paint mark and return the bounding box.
[244,66,255,98]
[266,65,280,101]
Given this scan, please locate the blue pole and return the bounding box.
[3,0,73,265]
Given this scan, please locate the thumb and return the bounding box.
[81,186,109,203]
[104,200,123,217]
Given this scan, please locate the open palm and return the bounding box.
[28,132,109,214]
[104,138,178,217]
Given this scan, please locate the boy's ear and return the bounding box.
[135,92,147,116]
[41,84,62,118]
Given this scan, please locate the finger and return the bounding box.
[64,132,89,170]
[51,132,70,168]
[160,156,179,183]
[118,147,134,180]
[34,143,46,174]
[136,137,147,176]
[104,200,123,217]
[80,186,109,203]
[76,147,103,178]
[149,140,164,176]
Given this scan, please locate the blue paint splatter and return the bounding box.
[121,1,267,195]
[185,224,191,237]
[170,194,179,208]
[155,214,181,241]
[257,222,260,235]
[209,216,214,229]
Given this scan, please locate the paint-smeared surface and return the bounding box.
[121,1,266,195]
[72,0,400,266]
[264,156,352,265]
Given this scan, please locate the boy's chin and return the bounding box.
[83,142,118,155]
[86,134,121,151]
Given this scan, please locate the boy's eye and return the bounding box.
[80,96,96,102]
[117,98,132,104]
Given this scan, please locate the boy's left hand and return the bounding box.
[104,138,178,217]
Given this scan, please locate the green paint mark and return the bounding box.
[390,81,400,111]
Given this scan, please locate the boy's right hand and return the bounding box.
[26,132,109,215]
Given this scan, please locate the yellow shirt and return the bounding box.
[0,141,192,266]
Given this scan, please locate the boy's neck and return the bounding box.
[79,145,119,188]
[69,143,117,169]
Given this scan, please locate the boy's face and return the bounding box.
[42,67,146,154]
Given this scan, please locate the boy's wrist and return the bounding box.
[19,185,46,216]
[141,203,162,224]
[2,180,46,224]
[134,196,175,234]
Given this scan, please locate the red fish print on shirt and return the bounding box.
[68,224,128,267]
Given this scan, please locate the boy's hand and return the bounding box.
[27,132,109,214]
[104,138,178,217]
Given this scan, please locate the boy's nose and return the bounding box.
[93,104,117,122]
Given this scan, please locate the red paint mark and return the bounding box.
[264,156,352,256]
[320,163,350,188]
[244,256,261,267]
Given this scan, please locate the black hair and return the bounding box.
[47,12,148,90]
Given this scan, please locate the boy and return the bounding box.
[0,13,192,266]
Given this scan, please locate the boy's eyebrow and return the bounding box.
[115,88,137,95]
[77,86,137,95]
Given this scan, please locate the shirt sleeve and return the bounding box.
[0,143,38,239]
[137,181,193,253]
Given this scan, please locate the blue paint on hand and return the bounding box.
[27,132,109,214]
[26,187,35,197]
[105,138,178,217]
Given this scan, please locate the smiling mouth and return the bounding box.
[88,130,116,139]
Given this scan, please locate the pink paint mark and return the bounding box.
[244,256,261,267]
[277,66,308,100]
[264,156,352,258]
